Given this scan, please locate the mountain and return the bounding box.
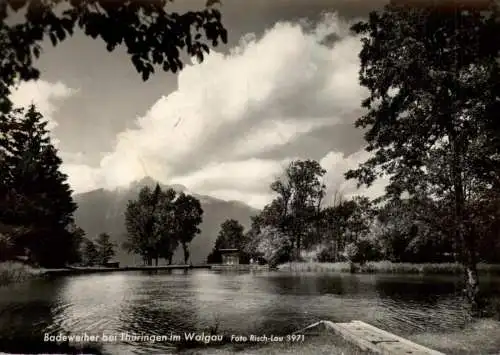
[73,177,260,265]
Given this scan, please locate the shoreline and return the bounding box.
[3,260,500,288]
[277,261,500,275]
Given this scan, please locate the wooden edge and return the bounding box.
[292,321,325,335]
[321,320,384,354]
[351,321,446,355]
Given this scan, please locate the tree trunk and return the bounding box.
[450,130,479,314]
[182,243,190,264]
[168,254,173,265]
[465,251,480,314]
[296,234,301,261]
[155,257,158,266]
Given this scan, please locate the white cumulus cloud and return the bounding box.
[9,14,389,209]
[320,149,389,205]
[63,13,369,207]
[9,80,77,131]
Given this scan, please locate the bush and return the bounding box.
[344,243,359,262]
[0,233,14,262]
[0,261,40,286]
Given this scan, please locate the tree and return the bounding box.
[124,184,164,265]
[253,226,293,267]
[207,219,245,264]
[0,0,227,114]
[156,188,179,265]
[173,192,203,264]
[81,238,99,266]
[0,105,78,267]
[268,159,326,260]
[95,232,115,265]
[346,1,500,313]
[0,226,14,262]
[64,222,86,265]
[124,183,203,265]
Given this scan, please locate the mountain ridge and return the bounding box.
[73,177,260,265]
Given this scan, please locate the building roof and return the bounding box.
[218,248,239,253]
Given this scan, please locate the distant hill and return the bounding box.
[73,177,260,265]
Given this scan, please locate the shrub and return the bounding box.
[0,261,39,286]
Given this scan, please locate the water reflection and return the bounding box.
[0,270,498,354]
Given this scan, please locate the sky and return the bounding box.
[9,0,390,209]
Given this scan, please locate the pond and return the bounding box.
[0,270,499,354]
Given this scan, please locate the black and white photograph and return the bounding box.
[0,0,499,354]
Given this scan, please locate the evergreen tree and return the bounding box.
[82,238,99,266]
[95,232,115,265]
[0,104,78,267]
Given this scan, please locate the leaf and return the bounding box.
[32,46,40,58]
[49,32,57,46]
[8,0,28,12]
[221,28,228,43]
[206,0,220,7]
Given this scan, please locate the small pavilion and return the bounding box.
[219,249,240,265]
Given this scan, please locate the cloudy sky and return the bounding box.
[9,0,390,209]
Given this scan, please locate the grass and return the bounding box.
[0,261,44,287]
[277,261,500,275]
[409,318,500,355]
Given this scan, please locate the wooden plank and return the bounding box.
[321,320,446,355]
[351,321,445,355]
[323,321,386,354]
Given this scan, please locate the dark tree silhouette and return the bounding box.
[82,238,99,266]
[0,104,79,267]
[346,1,500,313]
[124,185,163,265]
[124,184,203,265]
[173,192,203,264]
[0,0,227,113]
[207,219,244,263]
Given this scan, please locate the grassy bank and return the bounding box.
[0,261,44,287]
[409,318,500,355]
[277,261,500,275]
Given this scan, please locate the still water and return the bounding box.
[0,270,499,354]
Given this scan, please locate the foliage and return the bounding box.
[154,187,178,264]
[207,219,247,263]
[0,226,15,262]
[279,261,500,275]
[0,0,227,114]
[254,160,326,260]
[0,105,80,267]
[343,243,359,262]
[81,238,99,266]
[95,232,115,264]
[0,261,40,286]
[124,183,203,265]
[254,227,293,268]
[346,1,500,312]
[316,245,338,263]
[173,192,203,264]
[124,184,164,265]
